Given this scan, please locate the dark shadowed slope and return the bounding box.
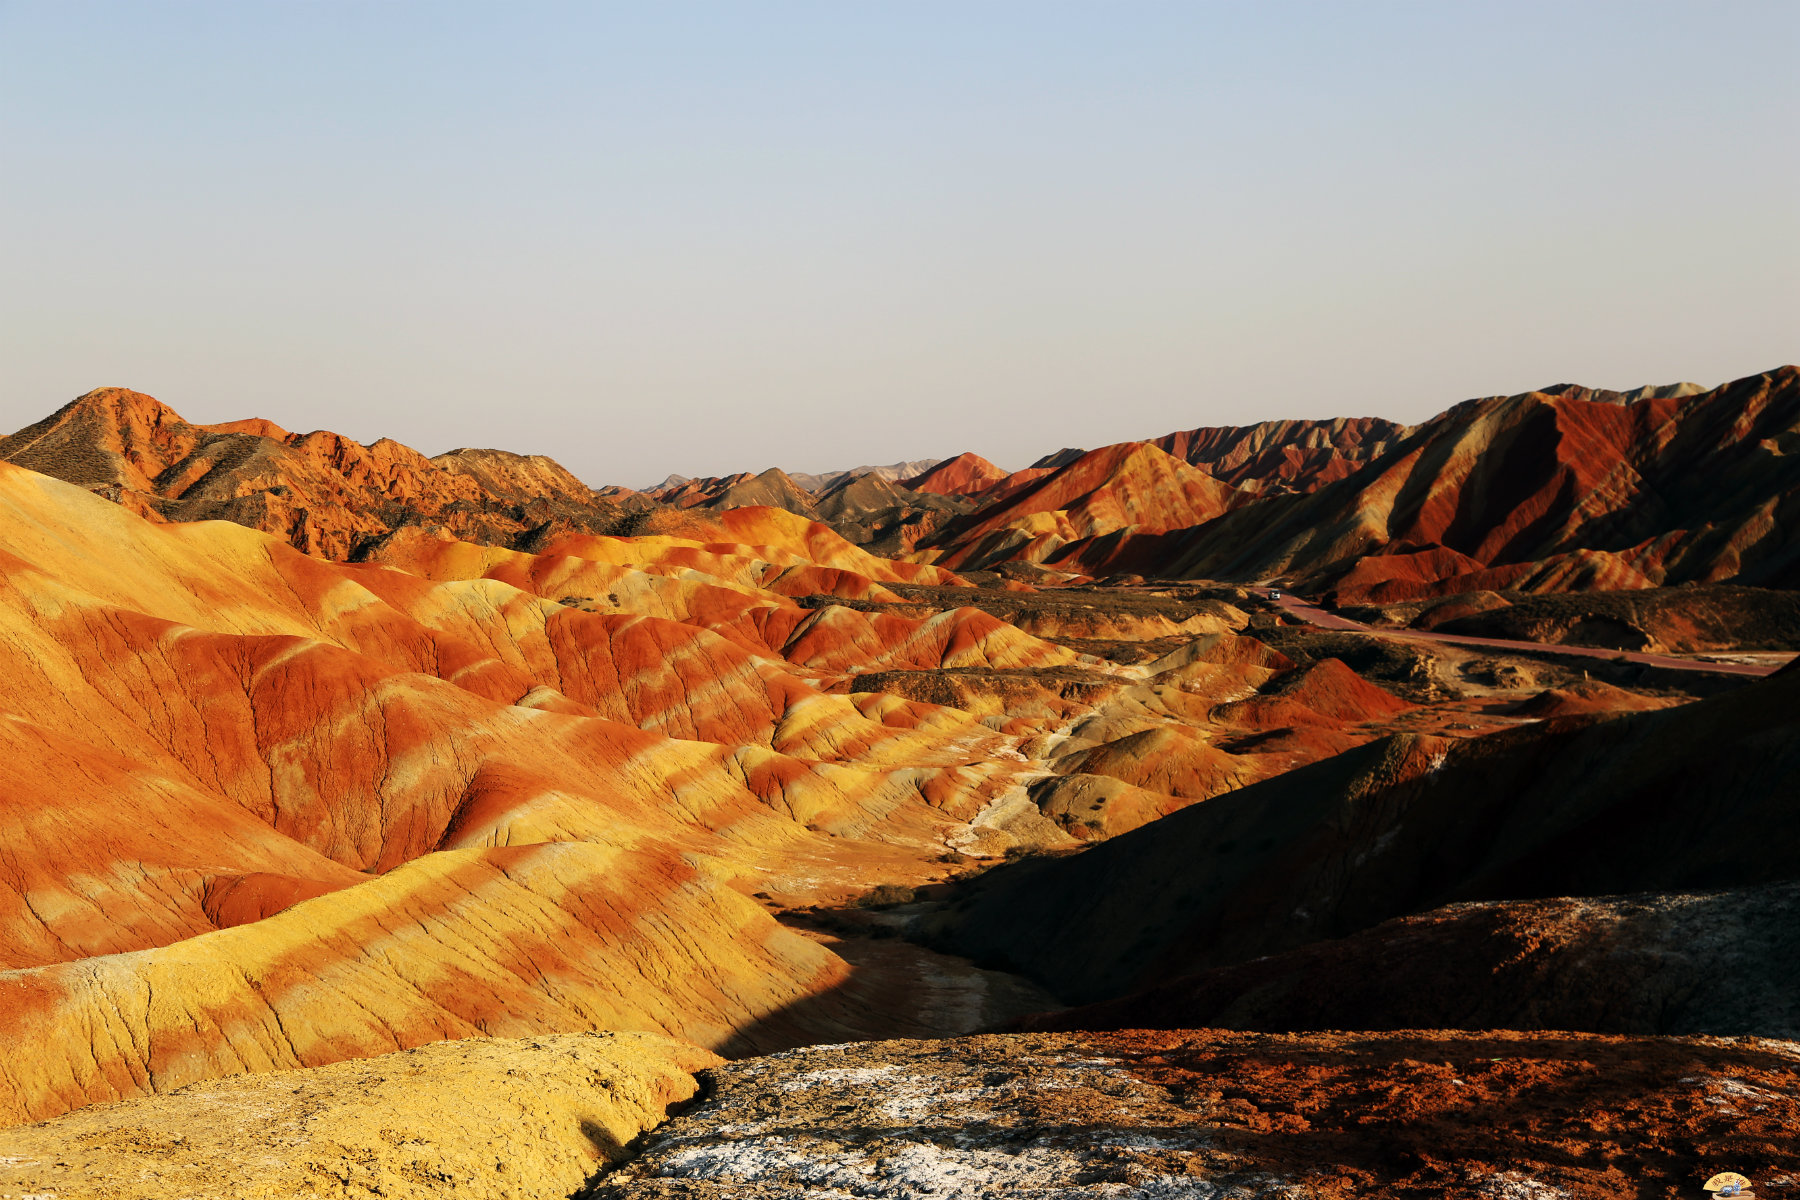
[1023,881,1800,1038]
[930,660,1800,1004]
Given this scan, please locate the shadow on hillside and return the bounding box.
[716,906,1065,1059]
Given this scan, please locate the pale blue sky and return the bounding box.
[2,2,1795,485]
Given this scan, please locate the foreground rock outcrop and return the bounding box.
[15,1029,1789,1199]
[17,1029,1800,1194]
[593,1031,1800,1198]
[0,1033,718,1200]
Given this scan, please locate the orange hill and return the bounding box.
[925,441,1249,572]
[0,463,1053,1125]
[0,456,1319,1127]
[20,371,1794,603]
[902,452,1012,498]
[0,387,634,559]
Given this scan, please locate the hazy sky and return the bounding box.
[3,3,1795,486]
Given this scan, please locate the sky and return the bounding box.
[2,3,1795,487]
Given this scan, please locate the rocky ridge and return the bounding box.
[881,368,1800,603]
[10,370,1795,606]
[0,387,647,559]
[1059,367,1800,597]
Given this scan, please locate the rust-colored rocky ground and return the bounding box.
[0,447,1778,1130]
[594,1031,1800,1199]
[6,1028,1792,1198]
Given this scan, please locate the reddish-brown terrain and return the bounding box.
[1149,413,1410,494]
[594,1031,1800,1200]
[900,450,1012,498]
[0,375,1795,1196]
[930,440,1252,573]
[0,388,661,559]
[12,369,1795,602]
[882,367,1799,602]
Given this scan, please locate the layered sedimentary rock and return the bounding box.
[1029,367,1796,594]
[646,465,972,554]
[896,366,1799,597]
[1148,414,1410,495]
[652,466,822,517]
[17,371,1792,603]
[900,451,1012,498]
[926,441,1249,572]
[1403,583,1800,653]
[785,458,942,494]
[0,464,1075,1124]
[3,371,1792,1165]
[0,456,1358,1128]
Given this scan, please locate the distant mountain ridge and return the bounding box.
[0,388,654,559]
[900,452,1012,498]
[906,366,1799,598]
[1135,367,1800,597]
[6,368,1793,600]
[645,458,941,496]
[643,463,972,555]
[1148,414,1411,496]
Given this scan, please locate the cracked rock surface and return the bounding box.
[591,1030,1800,1200]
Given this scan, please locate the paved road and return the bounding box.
[1267,593,1792,679]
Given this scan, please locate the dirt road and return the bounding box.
[1268,593,1792,678]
